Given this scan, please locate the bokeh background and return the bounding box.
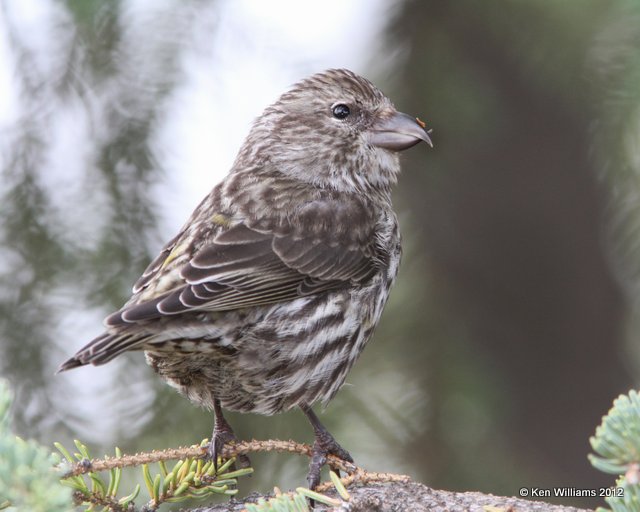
[2,0,640,508]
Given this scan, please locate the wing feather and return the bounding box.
[107,215,379,325]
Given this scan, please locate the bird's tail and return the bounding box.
[57,331,147,373]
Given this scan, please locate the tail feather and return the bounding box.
[57,331,148,373]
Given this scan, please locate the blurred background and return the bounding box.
[1,0,639,508]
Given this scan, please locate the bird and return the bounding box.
[59,68,432,489]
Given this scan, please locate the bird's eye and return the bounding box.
[332,104,351,119]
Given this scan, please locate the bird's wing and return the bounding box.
[132,230,184,295]
[106,219,377,326]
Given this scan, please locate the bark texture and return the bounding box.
[188,481,593,512]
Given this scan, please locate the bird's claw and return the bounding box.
[306,429,353,490]
[206,427,251,473]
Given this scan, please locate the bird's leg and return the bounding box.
[301,405,354,490]
[207,399,251,471]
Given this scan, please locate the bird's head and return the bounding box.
[235,69,432,194]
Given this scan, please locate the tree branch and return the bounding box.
[63,440,595,511]
[189,481,594,512]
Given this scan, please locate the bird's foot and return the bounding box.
[206,426,252,472]
[207,402,251,472]
[307,427,354,490]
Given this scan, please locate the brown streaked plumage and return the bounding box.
[59,68,432,489]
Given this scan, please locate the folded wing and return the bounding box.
[106,222,376,326]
